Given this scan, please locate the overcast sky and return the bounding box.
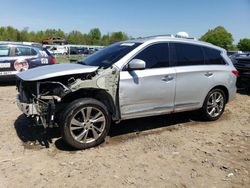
[0,0,249,43]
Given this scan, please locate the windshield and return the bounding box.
[79,42,142,68]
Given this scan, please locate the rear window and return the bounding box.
[174,43,204,66]
[0,46,10,57]
[40,48,51,57]
[14,47,38,56]
[203,47,226,65]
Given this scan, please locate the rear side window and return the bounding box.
[0,46,10,57]
[203,47,226,65]
[14,47,37,56]
[174,43,204,66]
[134,43,170,68]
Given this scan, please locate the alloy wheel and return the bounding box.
[69,107,106,144]
[206,91,224,118]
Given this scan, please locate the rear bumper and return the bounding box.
[16,95,39,115]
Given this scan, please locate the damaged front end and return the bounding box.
[16,65,120,128]
[16,79,71,128]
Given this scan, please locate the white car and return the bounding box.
[16,35,237,149]
[47,46,68,55]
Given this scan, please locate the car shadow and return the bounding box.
[14,111,195,151]
[237,88,250,96]
[109,112,192,137]
[14,114,61,149]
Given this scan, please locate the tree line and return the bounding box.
[0,25,250,51]
[0,26,129,46]
[199,26,250,51]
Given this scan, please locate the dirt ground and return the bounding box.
[0,85,249,188]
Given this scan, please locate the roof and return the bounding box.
[0,41,42,48]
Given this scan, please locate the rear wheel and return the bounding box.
[200,89,226,121]
[60,98,111,149]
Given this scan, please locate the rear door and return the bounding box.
[13,46,40,70]
[171,42,211,111]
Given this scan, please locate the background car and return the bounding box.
[47,46,68,56]
[68,47,86,55]
[230,52,250,88]
[42,37,68,45]
[0,43,56,81]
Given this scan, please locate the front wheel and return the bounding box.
[200,89,226,121]
[60,98,111,149]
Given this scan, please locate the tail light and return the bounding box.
[232,70,239,77]
[49,57,56,64]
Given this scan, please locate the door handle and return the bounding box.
[161,75,174,82]
[204,72,213,77]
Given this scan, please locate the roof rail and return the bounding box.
[186,37,196,40]
[136,34,197,40]
[137,34,174,39]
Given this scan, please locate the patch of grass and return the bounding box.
[55,55,85,64]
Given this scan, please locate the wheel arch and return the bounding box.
[61,88,119,120]
[208,85,229,103]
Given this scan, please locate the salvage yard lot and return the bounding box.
[0,85,249,187]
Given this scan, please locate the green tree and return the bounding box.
[17,27,29,42]
[237,38,250,51]
[200,26,233,49]
[34,30,45,42]
[109,32,128,44]
[67,30,84,44]
[88,28,101,45]
[100,34,110,46]
[0,26,130,45]
[0,26,19,41]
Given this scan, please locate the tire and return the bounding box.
[200,89,226,121]
[60,98,111,149]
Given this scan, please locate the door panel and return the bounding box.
[119,68,176,119]
[174,66,211,111]
[171,42,210,111]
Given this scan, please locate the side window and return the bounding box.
[15,47,29,56]
[203,47,226,65]
[174,43,204,66]
[14,47,37,56]
[133,43,169,68]
[0,46,10,57]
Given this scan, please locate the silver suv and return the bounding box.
[16,36,238,149]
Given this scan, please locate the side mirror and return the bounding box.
[127,59,146,70]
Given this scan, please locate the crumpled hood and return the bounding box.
[16,63,99,81]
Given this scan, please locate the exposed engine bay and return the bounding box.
[16,65,120,128]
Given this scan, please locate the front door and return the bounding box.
[119,43,176,119]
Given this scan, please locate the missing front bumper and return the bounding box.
[16,95,39,116]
